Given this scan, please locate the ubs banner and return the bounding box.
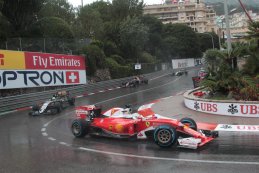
[184,98,259,117]
[0,50,87,89]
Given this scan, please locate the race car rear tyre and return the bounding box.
[60,102,65,109]
[71,119,89,138]
[68,98,75,106]
[180,117,197,131]
[50,108,59,115]
[153,125,177,148]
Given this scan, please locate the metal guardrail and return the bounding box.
[0,70,171,113]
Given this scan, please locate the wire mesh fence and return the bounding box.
[0,37,91,55]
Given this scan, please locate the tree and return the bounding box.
[38,0,75,25]
[1,0,46,36]
[242,52,259,76]
[141,15,163,57]
[111,0,144,21]
[30,17,74,38]
[201,43,259,101]
[197,32,219,52]
[247,21,259,49]
[0,11,11,41]
[203,49,224,75]
[119,16,149,61]
[162,23,202,58]
[88,1,111,22]
[77,6,104,39]
[103,40,120,57]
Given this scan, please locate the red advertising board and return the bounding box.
[25,52,86,70]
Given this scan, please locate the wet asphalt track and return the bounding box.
[0,68,259,173]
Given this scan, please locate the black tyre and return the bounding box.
[121,82,127,87]
[50,108,58,115]
[68,98,75,106]
[130,83,136,87]
[71,119,89,138]
[57,106,61,113]
[60,102,65,109]
[55,102,62,113]
[180,117,197,131]
[32,104,40,111]
[153,125,177,148]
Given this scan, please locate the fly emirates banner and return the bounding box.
[0,50,87,89]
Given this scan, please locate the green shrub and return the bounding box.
[109,54,125,64]
[140,52,156,63]
[81,44,107,76]
[105,58,133,78]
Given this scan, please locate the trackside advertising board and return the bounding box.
[184,98,259,117]
[0,50,87,89]
[172,58,195,69]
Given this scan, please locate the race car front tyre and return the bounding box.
[32,104,40,111]
[71,119,89,138]
[180,117,197,131]
[153,125,177,148]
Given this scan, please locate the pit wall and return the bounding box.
[183,88,259,118]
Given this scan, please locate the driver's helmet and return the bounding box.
[51,95,56,101]
[121,108,132,118]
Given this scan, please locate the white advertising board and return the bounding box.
[172,58,195,69]
[184,98,259,117]
[0,70,86,89]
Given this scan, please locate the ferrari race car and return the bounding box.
[121,76,148,88]
[71,105,218,149]
[29,90,75,116]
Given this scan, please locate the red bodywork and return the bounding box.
[74,105,215,148]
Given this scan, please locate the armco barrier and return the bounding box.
[0,70,171,113]
[184,89,259,118]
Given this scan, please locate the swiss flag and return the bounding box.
[66,71,80,84]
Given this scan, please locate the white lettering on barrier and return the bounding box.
[215,124,259,132]
[31,56,81,68]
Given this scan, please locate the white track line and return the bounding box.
[42,132,48,136]
[78,147,259,165]
[48,137,56,141]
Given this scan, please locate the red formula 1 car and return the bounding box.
[71,105,218,149]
